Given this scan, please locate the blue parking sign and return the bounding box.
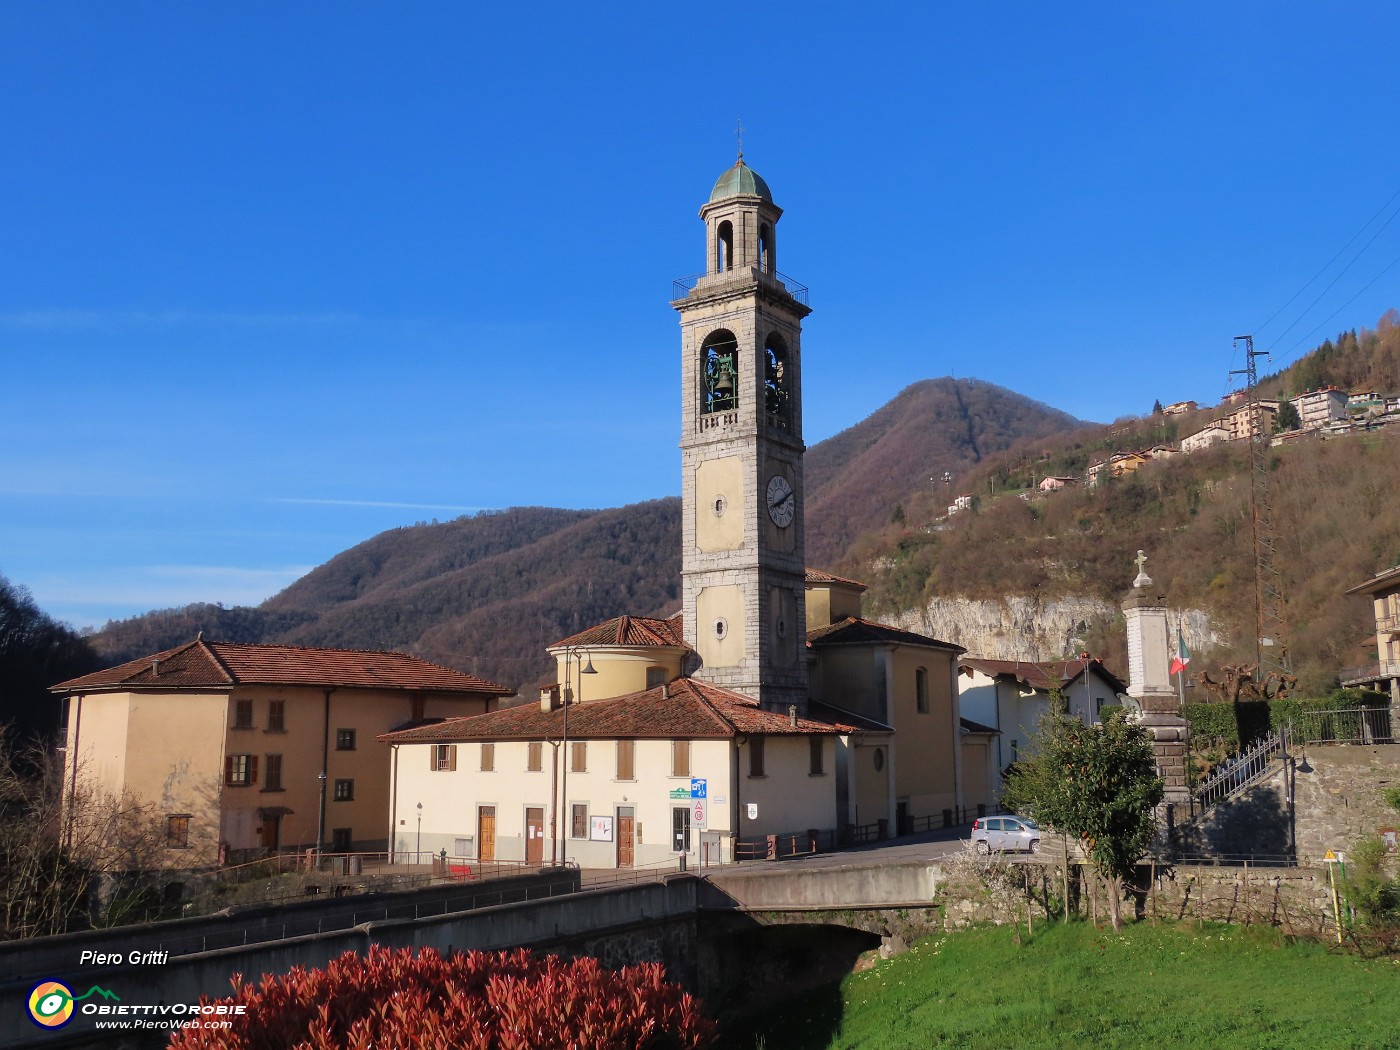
[691,777,707,799]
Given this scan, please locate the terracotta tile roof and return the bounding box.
[807,616,964,652]
[549,615,688,650]
[959,657,1126,695]
[805,567,867,590]
[52,638,514,696]
[379,677,857,744]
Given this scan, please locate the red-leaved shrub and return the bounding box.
[167,944,716,1049]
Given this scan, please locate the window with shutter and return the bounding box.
[528,741,543,772]
[616,740,634,781]
[481,743,495,772]
[671,740,690,777]
[570,741,586,773]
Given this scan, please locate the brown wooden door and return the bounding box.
[478,806,496,862]
[617,810,635,868]
[525,807,544,864]
[258,815,280,851]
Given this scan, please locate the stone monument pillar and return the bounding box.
[1122,551,1192,819]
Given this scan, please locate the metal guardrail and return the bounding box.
[671,268,809,305]
[1339,661,1400,686]
[1289,706,1395,745]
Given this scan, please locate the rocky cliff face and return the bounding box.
[891,596,1220,666]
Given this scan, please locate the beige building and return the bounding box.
[51,639,512,864]
[1342,565,1400,704]
[1216,399,1279,441]
[1180,424,1230,453]
[1162,400,1197,416]
[1289,387,1348,429]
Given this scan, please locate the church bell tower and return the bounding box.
[672,154,811,712]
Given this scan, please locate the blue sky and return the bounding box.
[4,2,1399,629]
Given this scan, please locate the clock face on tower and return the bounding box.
[766,474,795,528]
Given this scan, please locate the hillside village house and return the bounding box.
[1342,564,1400,706]
[379,157,978,868]
[1180,423,1229,453]
[51,639,512,863]
[1162,400,1197,415]
[957,656,1128,799]
[1216,399,1280,441]
[1289,387,1348,429]
[1038,476,1077,492]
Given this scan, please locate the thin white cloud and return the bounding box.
[273,498,487,513]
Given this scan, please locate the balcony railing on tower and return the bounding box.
[671,267,809,306]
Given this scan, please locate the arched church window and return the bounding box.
[702,330,739,414]
[716,220,734,273]
[763,332,790,421]
[758,222,774,273]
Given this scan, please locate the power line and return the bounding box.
[1254,184,1400,338]
[1271,247,1400,369]
[1262,198,1400,355]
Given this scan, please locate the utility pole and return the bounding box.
[1230,335,1292,681]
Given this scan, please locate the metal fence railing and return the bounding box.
[1288,706,1395,745]
[1193,727,1289,811]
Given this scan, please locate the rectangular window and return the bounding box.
[671,740,690,777]
[333,778,354,802]
[481,742,495,772]
[528,741,543,772]
[915,667,929,714]
[411,696,426,722]
[225,754,256,787]
[431,743,457,771]
[646,666,667,689]
[233,699,253,729]
[571,741,586,773]
[336,728,356,751]
[331,828,352,852]
[809,736,824,775]
[263,754,283,791]
[616,740,635,780]
[749,737,766,778]
[166,814,190,849]
[267,699,285,732]
[571,803,588,839]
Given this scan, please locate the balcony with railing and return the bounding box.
[1339,660,1400,687]
[671,267,809,306]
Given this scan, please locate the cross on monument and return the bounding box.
[1135,550,1147,575]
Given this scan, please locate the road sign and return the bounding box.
[691,777,707,799]
[693,798,707,829]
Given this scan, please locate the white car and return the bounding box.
[971,815,1041,854]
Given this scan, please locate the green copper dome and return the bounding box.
[709,158,773,204]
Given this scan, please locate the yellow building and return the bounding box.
[51,638,512,865]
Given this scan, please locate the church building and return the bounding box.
[381,155,979,867]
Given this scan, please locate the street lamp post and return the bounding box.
[559,646,597,866]
[416,802,423,864]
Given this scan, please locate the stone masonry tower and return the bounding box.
[672,154,811,712]
[1122,551,1192,815]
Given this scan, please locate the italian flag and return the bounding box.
[1170,625,1191,676]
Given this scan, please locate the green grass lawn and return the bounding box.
[736,921,1400,1050]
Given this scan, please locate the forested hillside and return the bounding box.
[804,379,1081,565]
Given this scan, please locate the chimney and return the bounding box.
[539,684,560,712]
[151,657,160,677]
[789,704,798,728]
[660,682,669,699]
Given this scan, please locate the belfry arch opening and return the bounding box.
[716,221,735,273]
[758,222,775,273]
[764,332,790,422]
[702,329,739,415]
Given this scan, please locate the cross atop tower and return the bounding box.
[736,118,744,162]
